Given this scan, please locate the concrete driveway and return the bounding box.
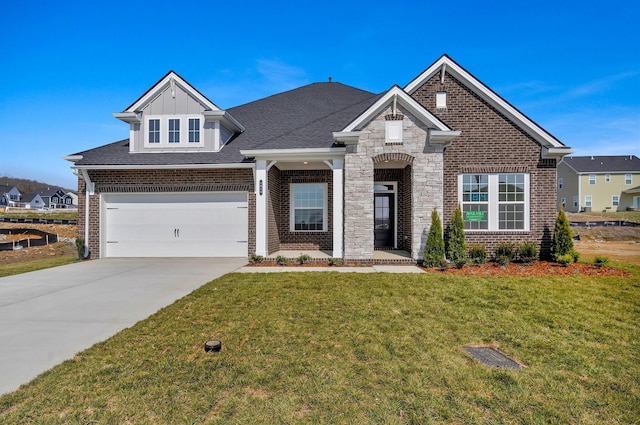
[0,257,246,395]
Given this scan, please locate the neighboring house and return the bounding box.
[18,193,45,209]
[557,155,640,212]
[35,188,67,209]
[66,54,574,261]
[0,185,21,207]
[62,191,79,208]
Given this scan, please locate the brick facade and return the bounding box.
[411,72,558,259]
[77,168,255,259]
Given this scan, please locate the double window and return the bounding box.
[146,116,201,146]
[459,173,529,231]
[290,183,327,231]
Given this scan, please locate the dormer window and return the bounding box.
[149,119,160,143]
[189,118,200,143]
[145,116,203,147]
[168,119,180,143]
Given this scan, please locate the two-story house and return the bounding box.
[0,185,21,207]
[66,55,574,261]
[35,188,67,209]
[557,155,640,212]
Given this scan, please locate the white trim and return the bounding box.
[342,86,450,132]
[405,55,568,150]
[255,160,268,256]
[458,173,530,232]
[71,163,254,171]
[144,115,204,148]
[289,183,328,232]
[330,158,344,258]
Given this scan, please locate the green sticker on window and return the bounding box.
[465,210,485,221]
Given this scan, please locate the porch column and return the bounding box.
[255,159,268,256]
[332,158,344,258]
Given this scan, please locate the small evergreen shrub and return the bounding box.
[423,208,445,267]
[494,241,516,265]
[454,258,467,269]
[468,244,487,265]
[594,256,609,268]
[276,255,290,265]
[249,253,264,264]
[555,253,574,266]
[517,241,539,264]
[75,237,85,259]
[438,258,449,271]
[551,208,574,262]
[446,204,466,264]
[328,258,343,266]
[296,253,311,265]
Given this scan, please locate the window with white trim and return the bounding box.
[459,173,529,231]
[625,174,632,185]
[573,196,579,208]
[585,195,592,208]
[558,178,563,189]
[168,119,180,143]
[148,119,160,143]
[189,118,200,143]
[605,173,611,182]
[612,195,619,207]
[561,197,566,208]
[290,183,327,231]
[589,174,596,185]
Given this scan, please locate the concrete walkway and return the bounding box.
[0,258,246,395]
[236,265,424,273]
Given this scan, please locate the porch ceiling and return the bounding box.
[275,161,332,170]
[374,160,410,169]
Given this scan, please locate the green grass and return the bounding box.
[0,255,78,278]
[0,210,78,221]
[1,270,638,424]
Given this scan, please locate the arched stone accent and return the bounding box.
[372,153,415,165]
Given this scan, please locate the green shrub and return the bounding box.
[423,208,445,267]
[551,208,574,262]
[438,258,449,271]
[555,253,574,266]
[296,253,311,265]
[594,256,609,268]
[518,241,539,264]
[75,237,86,259]
[276,255,290,265]
[249,253,264,264]
[454,258,467,269]
[468,244,487,265]
[494,241,516,264]
[446,204,466,264]
[328,258,343,266]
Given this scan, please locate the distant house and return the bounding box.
[0,185,21,207]
[19,193,45,209]
[62,192,78,208]
[35,188,67,209]
[557,155,640,212]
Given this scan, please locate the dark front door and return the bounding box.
[374,193,394,248]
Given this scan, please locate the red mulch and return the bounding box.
[421,261,630,277]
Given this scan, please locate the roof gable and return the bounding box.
[404,54,573,155]
[562,155,640,173]
[341,85,451,132]
[124,71,219,113]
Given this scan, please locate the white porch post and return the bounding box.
[255,159,268,256]
[331,158,344,258]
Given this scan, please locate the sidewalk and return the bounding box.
[235,265,424,273]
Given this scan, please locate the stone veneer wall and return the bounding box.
[77,168,255,259]
[411,72,558,259]
[344,105,444,260]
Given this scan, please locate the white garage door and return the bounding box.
[102,193,248,258]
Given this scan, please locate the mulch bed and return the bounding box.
[248,260,629,276]
[421,261,630,277]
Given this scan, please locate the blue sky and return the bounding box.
[1,0,638,190]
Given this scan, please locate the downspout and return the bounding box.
[80,169,94,257]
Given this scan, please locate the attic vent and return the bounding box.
[436,91,447,112]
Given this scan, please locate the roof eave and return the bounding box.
[69,163,254,171]
[542,147,576,159]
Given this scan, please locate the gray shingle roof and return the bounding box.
[71,82,378,166]
[562,155,640,173]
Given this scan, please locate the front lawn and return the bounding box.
[1,270,638,424]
